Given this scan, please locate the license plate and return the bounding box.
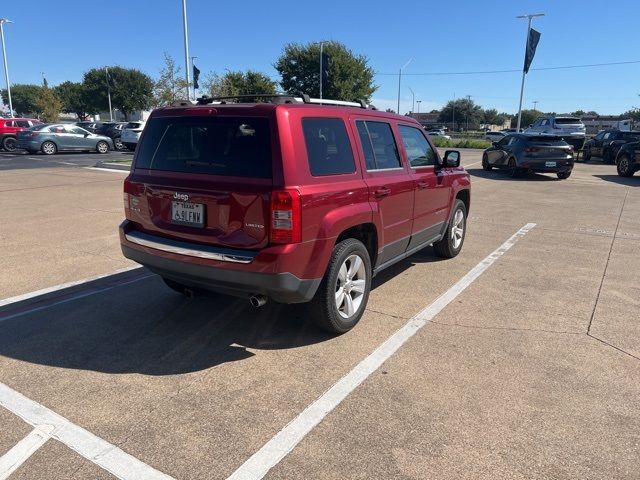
[545,161,556,167]
[171,201,204,227]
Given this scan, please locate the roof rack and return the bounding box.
[193,93,376,110]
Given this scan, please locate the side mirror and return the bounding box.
[443,150,460,168]
[84,133,90,137]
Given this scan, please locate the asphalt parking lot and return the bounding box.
[1,150,639,479]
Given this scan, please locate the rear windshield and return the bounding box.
[134,116,272,178]
[554,118,582,125]
[525,136,567,145]
[125,122,142,129]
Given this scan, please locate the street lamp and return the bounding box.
[0,19,14,117]
[408,86,415,115]
[181,0,192,101]
[396,58,412,114]
[416,100,422,114]
[515,13,545,131]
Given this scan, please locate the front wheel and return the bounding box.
[2,136,17,152]
[310,238,372,334]
[482,153,492,171]
[557,170,572,180]
[582,149,591,162]
[617,154,635,177]
[433,199,467,259]
[96,140,109,154]
[41,141,57,155]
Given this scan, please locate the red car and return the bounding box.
[0,118,42,152]
[120,95,471,333]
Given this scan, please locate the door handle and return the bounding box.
[417,181,428,190]
[374,187,391,198]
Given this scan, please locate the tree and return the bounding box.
[438,98,483,130]
[482,108,508,126]
[571,110,585,117]
[35,87,62,122]
[510,109,539,128]
[201,70,277,102]
[153,52,188,107]
[55,81,95,120]
[385,108,396,113]
[622,108,640,121]
[1,84,41,116]
[275,41,376,102]
[83,66,154,119]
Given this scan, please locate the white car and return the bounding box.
[426,130,451,140]
[485,131,506,143]
[121,121,146,151]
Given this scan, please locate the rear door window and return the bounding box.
[302,118,355,176]
[134,117,272,178]
[355,120,401,170]
[398,125,436,167]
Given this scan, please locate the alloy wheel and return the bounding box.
[335,254,366,319]
[451,209,465,249]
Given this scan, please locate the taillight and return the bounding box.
[524,147,539,153]
[123,177,143,216]
[270,189,301,244]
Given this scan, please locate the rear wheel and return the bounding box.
[507,157,520,178]
[96,140,109,154]
[2,136,17,152]
[41,141,57,155]
[482,153,492,171]
[114,136,124,150]
[617,154,635,177]
[557,170,572,180]
[582,148,591,162]
[603,149,612,164]
[310,238,371,334]
[433,199,467,259]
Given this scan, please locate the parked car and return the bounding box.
[121,121,146,151]
[75,121,102,134]
[582,129,640,163]
[525,115,586,150]
[96,122,127,150]
[426,129,451,140]
[615,141,640,177]
[501,128,524,133]
[120,95,471,333]
[484,131,506,142]
[16,124,114,155]
[482,133,574,179]
[0,118,43,152]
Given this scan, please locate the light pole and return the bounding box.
[516,13,545,131]
[396,58,412,114]
[181,0,192,101]
[416,100,422,114]
[408,87,415,115]
[466,94,472,131]
[0,19,14,117]
[533,100,539,111]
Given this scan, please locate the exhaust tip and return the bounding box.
[249,295,267,308]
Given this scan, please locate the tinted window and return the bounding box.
[554,118,581,125]
[135,117,271,178]
[497,135,512,147]
[356,122,376,170]
[398,125,436,167]
[302,118,355,176]
[603,133,611,140]
[594,132,605,141]
[356,121,401,170]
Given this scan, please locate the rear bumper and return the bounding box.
[519,157,574,173]
[120,221,322,303]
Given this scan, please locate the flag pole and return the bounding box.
[516,13,544,131]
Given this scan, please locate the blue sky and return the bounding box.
[2,0,639,115]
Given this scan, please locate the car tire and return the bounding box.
[583,149,591,162]
[114,136,124,151]
[41,141,57,155]
[433,199,467,259]
[603,149,612,164]
[617,154,635,177]
[96,140,109,154]
[482,153,492,171]
[162,277,202,298]
[2,136,17,152]
[309,238,371,334]
[557,170,572,180]
[507,157,520,178]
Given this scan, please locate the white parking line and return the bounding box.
[0,383,175,480]
[0,426,52,479]
[84,167,129,174]
[228,222,536,480]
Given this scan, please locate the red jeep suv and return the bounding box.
[0,118,42,152]
[120,95,470,333]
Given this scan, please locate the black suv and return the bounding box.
[583,129,640,163]
[96,122,127,150]
[615,142,640,177]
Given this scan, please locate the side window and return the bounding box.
[16,120,30,128]
[398,125,436,167]
[5,120,15,127]
[594,132,605,141]
[356,120,401,170]
[497,135,511,147]
[507,136,519,146]
[356,121,376,170]
[540,119,549,126]
[603,132,611,140]
[302,118,355,176]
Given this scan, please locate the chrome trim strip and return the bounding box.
[125,231,255,264]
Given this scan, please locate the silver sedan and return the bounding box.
[16,124,114,155]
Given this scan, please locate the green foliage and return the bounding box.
[482,108,509,126]
[431,136,490,149]
[1,84,41,116]
[275,41,376,102]
[83,66,154,118]
[510,109,540,128]
[621,108,640,121]
[55,81,95,119]
[438,98,483,130]
[202,70,277,102]
[153,52,189,107]
[35,87,62,122]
